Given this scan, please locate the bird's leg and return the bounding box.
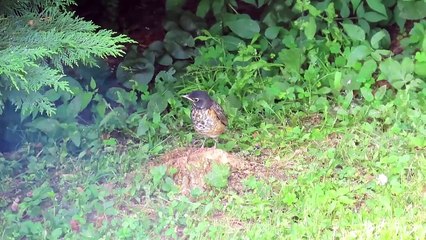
[201,138,207,149]
[212,138,218,149]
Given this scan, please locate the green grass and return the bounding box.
[1,117,425,239]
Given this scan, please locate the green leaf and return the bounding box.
[341,23,366,41]
[366,0,387,16]
[360,87,374,102]
[67,93,93,119]
[158,54,173,66]
[164,41,193,59]
[222,35,245,51]
[340,1,350,18]
[165,30,195,47]
[197,0,211,17]
[398,1,426,20]
[371,30,386,49]
[408,136,426,148]
[205,163,230,188]
[147,93,169,114]
[414,61,426,77]
[225,18,260,39]
[333,71,343,91]
[358,59,377,80]
[363,11,387,22]
[166,0,185,11]
[278,48,303,74]
[179,13,203,32]
[265,26,281,40]
[304,17,317,40]
[212,0,225,16]
[90,78,96,90]
[379,58,405,89]
[27,118,60,136]
[374,85,387,100]
[137,118,149,136]
[351,0,362,9]
[50,228,63,239]
[70,130,81,147]
[347,45,371,67]
[150,165,167,187]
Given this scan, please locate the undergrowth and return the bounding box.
[1,0,426,239]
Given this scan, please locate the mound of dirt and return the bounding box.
[153,147,289,194]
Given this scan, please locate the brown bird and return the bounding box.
[182,90,227,148]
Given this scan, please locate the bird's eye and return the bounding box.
[194,98,199,102]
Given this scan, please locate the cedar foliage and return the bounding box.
[0,0,134,117]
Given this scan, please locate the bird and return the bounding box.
[182,90,227,148]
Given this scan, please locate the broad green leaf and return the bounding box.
[148,41,164,52]
[358,59,377,80]
[222,35,245,51]
[333,71,343,91]
[340,1,350,18]
[347,45,371,67]
[132,64,155,85]
[68,94,90,119]
[317,87,331,94]
[360,87,374,102]
[363,11,387,22]
[212,0,225,16]
[27,118,60,136]
[70,130,81,147]
[50,228,63,239]
[44,89,61,102]
[180,13,204,32]
[408,136,426,148]
[304,17,317,40]
[165,30,195,47]
[358,19,370,34]
[95,97,107,118]
[150,165,167,187]
[374,85,387,100]
[147,93,169,114]
[225,18,260,39]
[329,41,341,54]
[205,163,230,188]
[398,1,426,20]
[116,60,154,84]
[278,48,303,74]
[158,54,173,66]
[401,57,414,74]
[414,62,426,77]
[343,90,354,109]
[137,118,149,136]
[351,0,361,9]
[371,30,386,49]
[265,26,281,40]
[164,41,192,59]
[356,2,365,17]
[166,0,185,11]
[89,78,96,90]
[366,0,387,16]
[379,58,405,89]
[341,23,366,41]
[196,0,211,18]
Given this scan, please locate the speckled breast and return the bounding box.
[191,108,225,138]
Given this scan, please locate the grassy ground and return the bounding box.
[1,117,425,239]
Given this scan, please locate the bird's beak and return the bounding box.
[182,94,193,101]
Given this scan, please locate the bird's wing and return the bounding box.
[212,101,228,126]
